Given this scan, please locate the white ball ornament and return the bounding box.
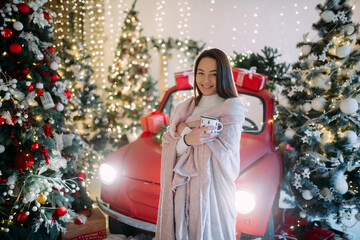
[279,97,291,109]
[311,97,327,111]
[340,98,358,114]
[50,62,59,70]
[302,190,313,200]
[301,45,312,55]
[344,24,355,35]
[32,206,38,211]
[13,21,23,31]
[321,10,335,23]
[333,172,348,194]
[299,211,307,219]
[0,144,5,153]
[56,103,64,111]
[285,127,296,139]
[36,53,44,60]
[355,94,360,104]
[336,45,351,58]
[344,130,357,144]
[355,212,360,222]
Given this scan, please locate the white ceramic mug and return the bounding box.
[200,115,223,133]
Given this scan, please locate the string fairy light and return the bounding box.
[46,0,85,48]
[83,0,105,90]
[103,0,126,90]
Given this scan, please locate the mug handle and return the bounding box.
[216,122,223,132]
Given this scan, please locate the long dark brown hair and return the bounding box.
[193,48,238,105]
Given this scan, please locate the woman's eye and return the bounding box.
[211,73,217,77]
[198,72,204,75]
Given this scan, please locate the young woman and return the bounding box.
[156,48,245,240]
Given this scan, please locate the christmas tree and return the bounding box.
[58,11,104,193]
[275,0,360,234]
[106,0,157,144]
[58,12,106,143]
[0,1,91,238]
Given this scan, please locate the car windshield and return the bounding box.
[161,89,265,134]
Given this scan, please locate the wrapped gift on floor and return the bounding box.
[141,110,169,134]
[61,208,107,240]
[303,226,335,240]
[232,67,268,91]
[174,70,194,90]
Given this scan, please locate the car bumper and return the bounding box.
[96,197,157,232]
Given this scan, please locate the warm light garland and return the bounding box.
[83,0,105,90]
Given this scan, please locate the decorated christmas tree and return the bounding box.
[57,10,104,197]
[59,12,96,138]
[0,1,91,238]
[106,0,157,144]
[275,0,360,235]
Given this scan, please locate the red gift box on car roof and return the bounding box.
[174,70,194,90]
[232,67,268,91]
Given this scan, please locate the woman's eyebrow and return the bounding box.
[198,68,217,72]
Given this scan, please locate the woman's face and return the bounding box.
[196,57,217,96]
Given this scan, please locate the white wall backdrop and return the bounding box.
[102,0,360,90]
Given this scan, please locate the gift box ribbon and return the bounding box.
[236,67,266,90]
[275,230,297,240]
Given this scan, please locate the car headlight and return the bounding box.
[99,163,117,185]
[235,190,256,214]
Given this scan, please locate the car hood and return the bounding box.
[121,133,271,184]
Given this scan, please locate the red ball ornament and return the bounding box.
[0,117,5,125]
[48,46,55,52]
[22,69,29,75]
[1,28,13,38]
[26,84,34,91]
[14,150,35,170]
[75,214,87,225]
[56,206,67,216]
[17,211,29,223]
[43,11,50,21]
[51,74,57,83]
[31,142,39,150]
[17,3,30,14]
[77,172,86,181]
[42,124,52,137]
[9,43,22,54]
[75,218,83,224]
[64,90,71,99]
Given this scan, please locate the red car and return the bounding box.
[97,73,282,239]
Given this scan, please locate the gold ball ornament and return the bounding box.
[37,193,47,204]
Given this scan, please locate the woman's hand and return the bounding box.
[184,121,218,146]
